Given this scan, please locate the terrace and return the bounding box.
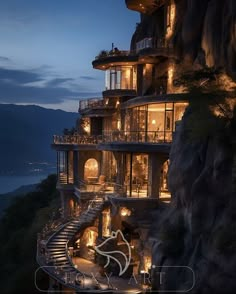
[125,0,166,14]
[92,49,138,70]
[79,97,117,116]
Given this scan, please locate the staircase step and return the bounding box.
[52,255,68,262]
[51,254,67,259]
[53,237,68,241]
[48,250,65,254]
[48,244,66,248]
[48,242,66,245]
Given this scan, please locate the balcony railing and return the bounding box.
[95,49,136,60]
[53,135,102,145]
[136,37,174,53]
[102,130,173,144]
[79,97,117,112]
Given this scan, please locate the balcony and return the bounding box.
[74,181,126,200]
[136,37,176,58]
[125,0,166,14]
[102,130,173,144]
[79,97,116,116]
[98,130,171,153]
[52,135,101,151]
[92,49,138,70]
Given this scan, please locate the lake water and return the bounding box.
[0,174,50,194]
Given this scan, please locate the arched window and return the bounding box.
[84,158,99,181]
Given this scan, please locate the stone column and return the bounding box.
[113,152,126,195]
[148,154,166,198]
[73,151,79,186]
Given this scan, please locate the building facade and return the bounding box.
[37,0,188,292]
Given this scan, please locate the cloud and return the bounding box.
[0,66,101,105]
[0,56,10,62]
[0,67,43,84]
[46,78,74,87]
[80,75,97,80]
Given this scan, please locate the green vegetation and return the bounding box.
[0,174,60,293]
[175,68,236,143]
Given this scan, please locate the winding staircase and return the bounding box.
[37,199,112,292]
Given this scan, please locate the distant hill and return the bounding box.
[0,184,37,218]
[0,104,78,174]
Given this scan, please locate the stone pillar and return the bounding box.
[100,151,109,179]
[73,151,79,186]
[114,152,126,194]
[148,154,166,198]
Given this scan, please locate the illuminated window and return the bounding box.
[105,66,137,90]
[84,158,99,181]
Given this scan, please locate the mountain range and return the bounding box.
[0,104,78,175]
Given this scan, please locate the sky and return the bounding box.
[0,0,139,112]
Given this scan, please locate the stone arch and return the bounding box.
[77,150,102,181]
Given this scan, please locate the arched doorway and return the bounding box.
[84,158,99,183]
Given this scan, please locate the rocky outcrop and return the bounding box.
[151,108,236,293]
[131,0,236,78]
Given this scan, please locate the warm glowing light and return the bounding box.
[116,100,120,108]
[166,1,176,40]
[82,118,91,134]
[167,65,174,93]
[144,256,152,273]
[152,119,156,125]
[84,158,99,180]
[102,209,111,237]
[86,231,96,247]
[117,119,121,130]
[120,207,131,217]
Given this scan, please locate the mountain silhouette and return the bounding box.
[0,104,78,174]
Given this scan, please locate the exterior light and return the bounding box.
[152,119,156,125]
[120,207,131,217]
[144,256,152,272]
[86,231,96,247]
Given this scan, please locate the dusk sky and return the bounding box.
[0,0,139,112]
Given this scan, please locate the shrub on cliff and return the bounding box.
[0,174,60,294]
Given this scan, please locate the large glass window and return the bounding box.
[105,66,137,90]
[57,151,74,184]
[124,102,188,143]
[125,154,148,198]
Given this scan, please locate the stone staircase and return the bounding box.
[38,199,112,291]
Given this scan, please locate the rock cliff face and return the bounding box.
[131,0,236,77]
[131,2,236,291]
[151,109,236,293]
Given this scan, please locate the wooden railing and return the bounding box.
[75,181,126,199]
[102,130,173,144]
[53,135,102,145]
